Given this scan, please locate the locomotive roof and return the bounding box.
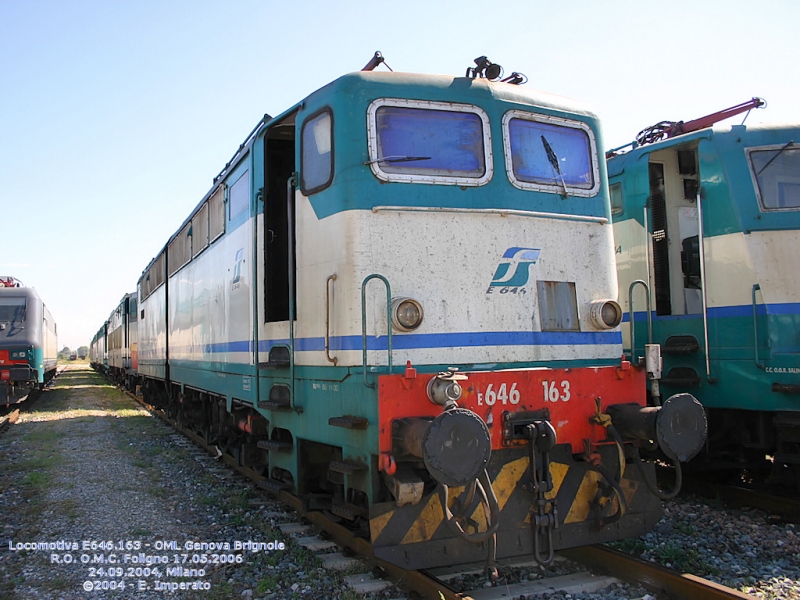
[138,69,605,282]
[0,285,41,300]
[310,70,599,119]
[608,121,800,174]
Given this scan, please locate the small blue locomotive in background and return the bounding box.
[0,276,58,403]
[94,55,706,571]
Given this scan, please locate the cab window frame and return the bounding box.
[300,107,334,195]
[502,111,600,197]
[366,98,493,187]
[746,144,800,212]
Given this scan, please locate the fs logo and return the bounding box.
[489,247,541,287]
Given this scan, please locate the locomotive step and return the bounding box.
[328,416,368,429]
[258,400,293,411]
[661,367,701,387]
[330,501,369,520]
[259,346,291,369]
[257,440,294,452]
[257,478,293,492]
[328,459,367,475]
[772,383,800,394]
[662,335,700,355]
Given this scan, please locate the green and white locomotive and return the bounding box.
[609,100,800,486]
[99,57,707,571]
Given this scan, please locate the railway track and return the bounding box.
[0,366,64,432]
[680,476,800,522]
[126,386,757,600]
[0,407,20,433]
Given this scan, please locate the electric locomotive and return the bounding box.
[122,55,707,571]
[609,100,800,487]
[0,277,58,403]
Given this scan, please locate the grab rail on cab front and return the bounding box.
[752,284,765,370]
[361,274,393,389]
[325,274,338,366]
[628,279,653,361]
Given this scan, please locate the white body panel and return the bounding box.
[169,221,254,366]
[138,284,166,373]
[746,229,800,305]
[255,194,623,367]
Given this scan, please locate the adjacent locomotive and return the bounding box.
[0,277,58,403]
[608,101,800,486]
[98,56,707,571]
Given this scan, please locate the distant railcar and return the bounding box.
[100,57,707,572]
[90,323,107,374]
[609,106,800,486]
[0,277,58,402]
[104,292,138,390]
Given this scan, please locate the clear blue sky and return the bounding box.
[1,0,797,350]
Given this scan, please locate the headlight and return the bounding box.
[391,297,424,332]
[589,300,622,329]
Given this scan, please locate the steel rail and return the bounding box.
[681,476,800,521]
[0,408,20,433]
[561,545,754,600]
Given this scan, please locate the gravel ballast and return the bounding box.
[0,366,384,599]
[2,366,797,599]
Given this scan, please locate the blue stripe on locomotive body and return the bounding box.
[611,122,800,414]
[0,286,57,390]
[190,330,622,354]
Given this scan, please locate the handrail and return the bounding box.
[696,191,716,382]
[361,274,392,389]
[752,284,765,369]
[325,274,338,366]
[287,174,297,403]
[628,279,653,361]
[252,185,262,406]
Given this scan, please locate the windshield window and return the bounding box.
[0,297,26,323]
[301,110,333,194]
[368,100,491,185]
[749,145,800,210]
[503,111,598,196]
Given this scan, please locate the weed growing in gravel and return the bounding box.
[57,498,80,520]
[653,543,720,575]
[44,576,71,591]
[147,485,170,498]
[24,470,50,488]
[256,574,278,593]
[197,493,217,506]
[674,522,695,535]
[608,538,648,556]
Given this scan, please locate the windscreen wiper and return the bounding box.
[756,140,795,177]
[541,135,569,197]
[365,155,432,165]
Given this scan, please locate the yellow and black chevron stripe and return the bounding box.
[370,445,663,570]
